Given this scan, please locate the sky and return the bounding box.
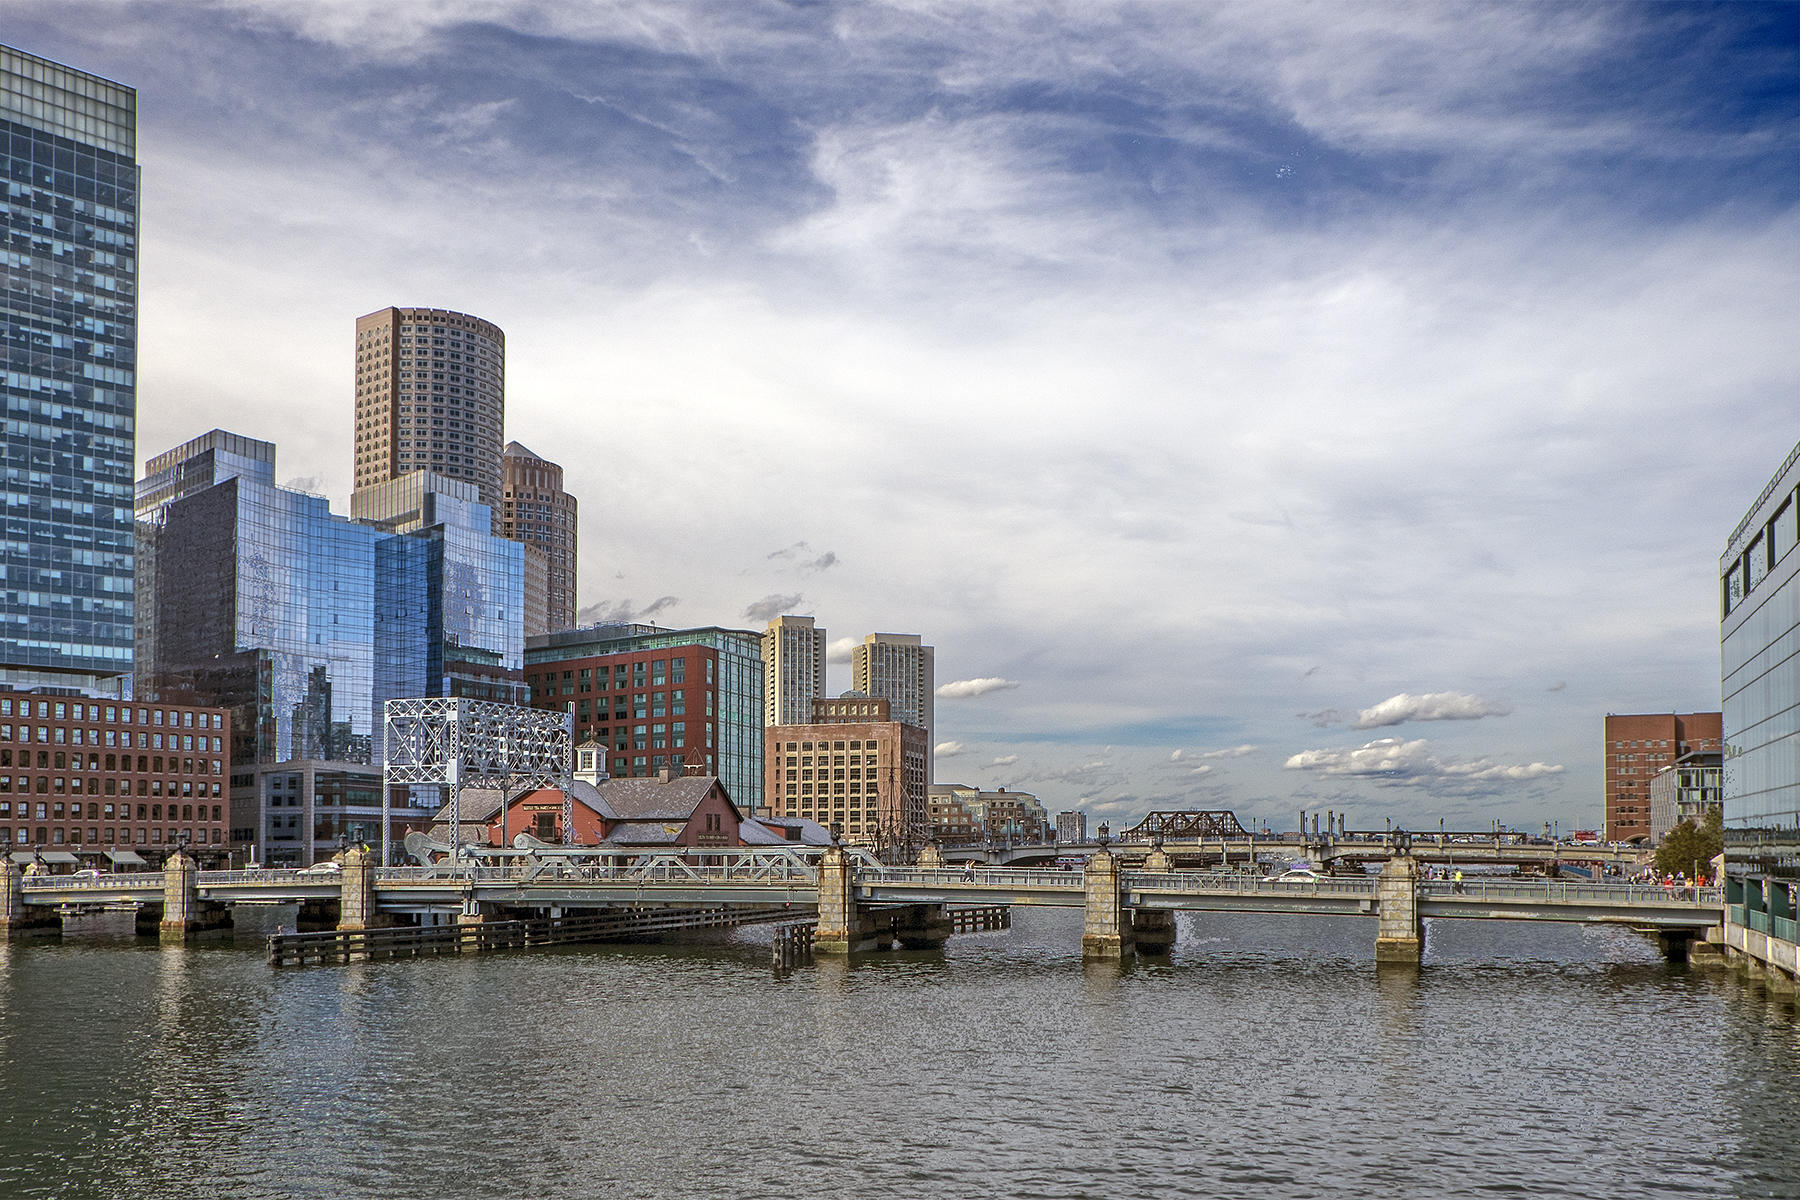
[11,0,1798,835]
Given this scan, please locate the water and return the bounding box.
[2,907,1798,1200]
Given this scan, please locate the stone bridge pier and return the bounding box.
[0,860,59,939]
[815,843,882,954]
[1130,840,1177,955]
[1374,855,1423,964]
[1082,841,1133,960]
[336,845,388,932]
[157,849,232,942]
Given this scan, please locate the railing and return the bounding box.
[21,872,165,891]
[865,867,1083,891]
[377,859,820,886]
[1127,871,1376,896]
[1424,879,1722,906]
[1748,908,1773,934]
[1775,915,1800,943]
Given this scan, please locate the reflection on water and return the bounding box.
[0,908,1795,1199]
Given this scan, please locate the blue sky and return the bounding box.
[12,1,1798,831]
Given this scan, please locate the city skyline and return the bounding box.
[7,4,1796,832]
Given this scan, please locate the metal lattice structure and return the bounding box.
[1121,810,1250,841]
[382,698,573,865]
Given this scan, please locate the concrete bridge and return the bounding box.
[2,842,1718,964]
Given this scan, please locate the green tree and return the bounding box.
[1654,806,1724,878]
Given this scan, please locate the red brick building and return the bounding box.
[1603,712,1722,843]
[0,692,231,864]
[524,625,763,812]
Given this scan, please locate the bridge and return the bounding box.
[936,832,1648,871]
[2,840,1720,966]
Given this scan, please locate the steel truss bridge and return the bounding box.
[20,853,1719,931]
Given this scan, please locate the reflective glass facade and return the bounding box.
[0,47,137,687]
[1721,439,1800,885]
[138,433,525,776]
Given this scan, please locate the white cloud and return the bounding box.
[989,754,1019,767]
[1284,737,1563,794]
[827,638,860,664]
[1353,692,1511,729]
[934,741,966,758]
[936,677,1021,700]
[1199,744,1258,759]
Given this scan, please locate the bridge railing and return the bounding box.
[1425,879,1722,906]
[864,867,1083,890]
[1126,871,1378,896]
[377,858,821,887]
[21,872,165,891]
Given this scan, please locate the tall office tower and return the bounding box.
[852,633,934,751]
[353,307,505,513]
[500,442,578,635]
[1601,712,1721,843]
[0,47,138,692]
[763,615,826,726]
[1721,440,1800,978]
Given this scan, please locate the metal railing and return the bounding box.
[1126,871,1376,897]
[1425,879,1722,906]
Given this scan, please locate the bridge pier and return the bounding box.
[158,849,231,942]
[0,860,59,940]
[1374,855,1422,965]
[815,843,881,954]
[1655,928,1698,963]
[917,842,946,869]
[336,845,388,933]
[1131,908,1176,955]
[891,903,952,949]
[1081,843,1133,960]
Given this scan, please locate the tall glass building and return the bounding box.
[0,46,138,691]
[1719,437,1800,983]
[137,432,526,774]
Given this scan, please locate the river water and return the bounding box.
[1,907,1797,1200]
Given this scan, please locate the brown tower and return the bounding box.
[501,441,579,635]
[353,307,506,512]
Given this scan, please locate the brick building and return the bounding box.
[764,695,928,856]
[1603,712,1722,843]
[1,692,230,863]
[525,624,764,812]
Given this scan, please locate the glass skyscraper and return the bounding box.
[137,432,526,772]
[1719,438,1800,979]
[0,46,138,691]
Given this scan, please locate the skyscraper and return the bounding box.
[763,614,826,727]
[0,46,138,692]
[1720,439,1800,982]
[1601,712,1721,843]
[852,633,934,749]
[500,441,578,635]
[353,307,505,512]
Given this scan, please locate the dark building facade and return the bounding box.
[0,47,139,691]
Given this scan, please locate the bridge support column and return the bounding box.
[917,841,946,869]
[1655,928,1697,964]
[1374,855,1422,965]
[892,903,951,949]
[1131,908,1177,955]
[1081,845,1133,960]
[0,860,58,940]
[336,845,387,932]
[158,849,230,942]
[815,843,879,954]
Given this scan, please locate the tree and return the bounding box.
[1654,806,1724,879]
